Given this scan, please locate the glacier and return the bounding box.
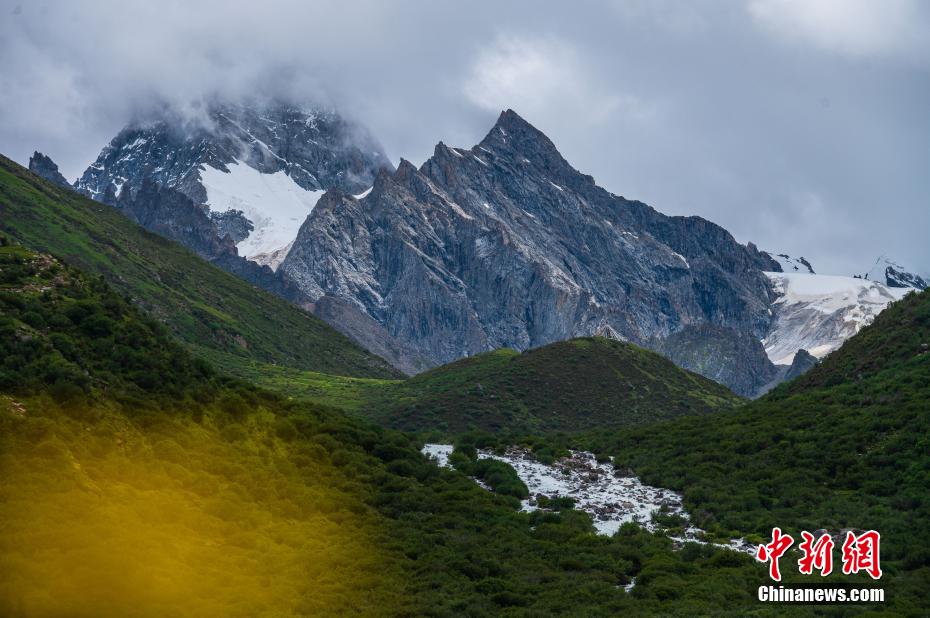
[201,161,324,260]
[762,272,911,365]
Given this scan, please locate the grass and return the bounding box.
[197,347,400,412]
[219,336,744,436]
[0,155,399,379]
[365,337,744,435]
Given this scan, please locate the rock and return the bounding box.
[76,99,393,203]
[783,348,818,382]
[210,209,253,244]
[113,179,309,306]
[649,323,780,398]
[281,110,776,391]
[885,265,927,290]
[860,255,927,290]
[28,151,70,188]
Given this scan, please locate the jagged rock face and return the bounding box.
[113,180,308,306]
[210,209,253,244]
[282,110,776,377]
[885,266,927,290]
[28,152,69,188]
[649,324,779,398]
[115,179,235,259]
[75,101,393,204]
[860,255,927,290]
[68,100,430,371]
[783,348,818,382]
[764,251,814,274]
[310,295,432,375]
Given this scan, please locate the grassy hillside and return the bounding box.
[0,241,405,614]
[592,288,930,611]
[368,337,743,434]
[0,242,798,616]
[0,155,398,379]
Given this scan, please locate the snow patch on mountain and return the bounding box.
[860,255,927,290]
[762,272,910,365]
[250,241,295,272]
[765,251,815,274]
[201,162,323,259]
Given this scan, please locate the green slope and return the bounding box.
[368,336,743,434]
[0,154,398,379]
[1,243,792,616]
[594,288,930,610]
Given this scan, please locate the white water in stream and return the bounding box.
[422,444,755,555]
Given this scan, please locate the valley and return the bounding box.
[1,101,926,616]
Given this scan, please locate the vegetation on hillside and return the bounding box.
[0,241,812,616]
[4,163,922,612]
[367,337,743,434]
[0,155,398,379]
[589,288,930,613]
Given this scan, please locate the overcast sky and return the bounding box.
[1,0,927,275]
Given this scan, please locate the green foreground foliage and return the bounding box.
[1,241,829,616]
[589,288,930,614]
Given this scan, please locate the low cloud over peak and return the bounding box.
[1,0,927,275]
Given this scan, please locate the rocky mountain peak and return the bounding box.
[860,255,927,290]
[393,158,419,183]
[77,99,393,202]
[280,109,779,393]
[488,109,548,144]
[28,151,69,188]
[478,109,568,170]
[764,251,815,274]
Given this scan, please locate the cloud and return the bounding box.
[748,0,930,62]
[0,0,926,274]
[463,35,651,128]
[463,37,633,123]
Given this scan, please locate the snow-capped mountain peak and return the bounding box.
[763,251,815,274]
[859,255,927,290]
[75,99,394,266]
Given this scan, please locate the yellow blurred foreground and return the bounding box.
[0,399,402,616]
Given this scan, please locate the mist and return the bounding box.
[1,0,928,275]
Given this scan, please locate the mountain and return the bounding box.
[762,250,815,274]
[648,324,781,398]
[859,254,927,290]
[595,286,930,605]
[762,271,910,365]
[75,99,393,262]
[0,240,786,616]
[67,100,429,372]
[0,154,399,379]
[281,110,778,391]
[367,336,742,434]
[28,151,70,187]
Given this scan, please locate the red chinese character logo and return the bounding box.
[756,527,795,581]
[798,531,834,576]
[841,530,882,579]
